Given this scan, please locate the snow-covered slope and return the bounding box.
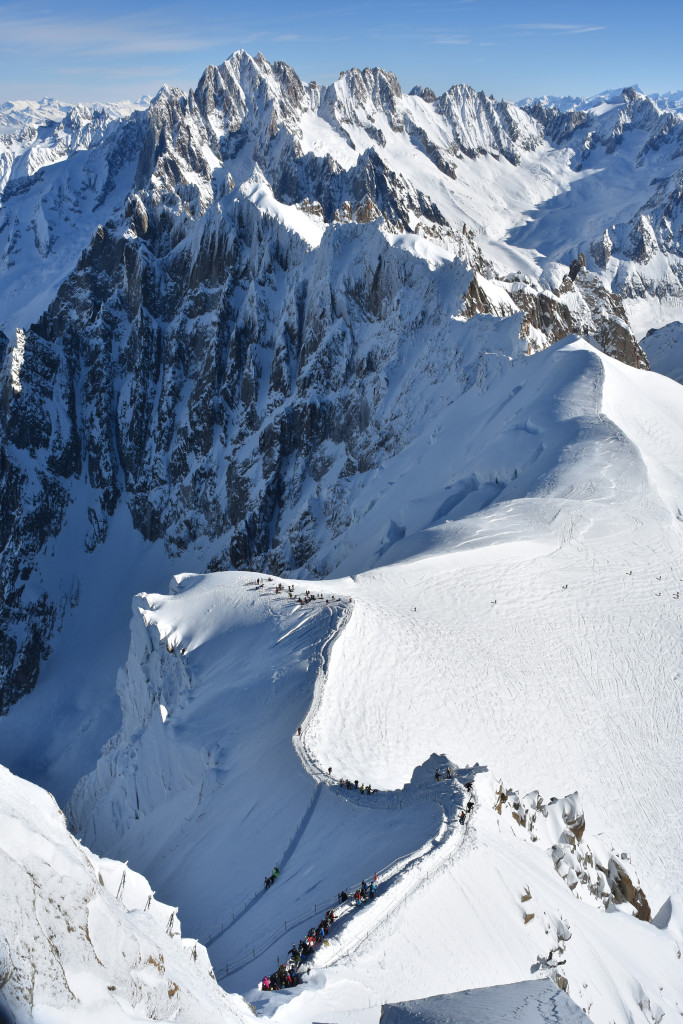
[379,980,592,1024]
[263,776,682,1024]
[1,55,683,1024]
[0,764,252,1024]
[65,338,683,1024]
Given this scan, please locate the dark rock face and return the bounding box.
[410,86,437,104]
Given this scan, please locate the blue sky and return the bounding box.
[1,0,681,104]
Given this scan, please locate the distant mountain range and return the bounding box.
[519,85,683,112]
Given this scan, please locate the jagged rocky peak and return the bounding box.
[409,85,437,103]
[434,83,543,163]
[332,65,402,117]
[193,50,308,130]
[495,784,652,921]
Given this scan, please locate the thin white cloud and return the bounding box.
[433,34,470,45]
[503,23,605,35]
[0,11,222,57]
[271,33,346,43]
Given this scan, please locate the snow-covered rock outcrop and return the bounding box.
[0,764,253,1024]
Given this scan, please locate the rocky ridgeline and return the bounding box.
[0,52,679,709]
[495,784,651,921]
[525,88,683,290]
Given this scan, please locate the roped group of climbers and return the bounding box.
[259,876,379,990]
[264,866,280,890]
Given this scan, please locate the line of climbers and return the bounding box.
[259,877,379,991]
[433,770,475,823]
[251,577,351,606]
[337,777,375,794]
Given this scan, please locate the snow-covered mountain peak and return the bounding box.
[435,83,543,163]
[332,65,403,119]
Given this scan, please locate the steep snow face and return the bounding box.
[0,764,252,1024]
[0,109,148,333]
